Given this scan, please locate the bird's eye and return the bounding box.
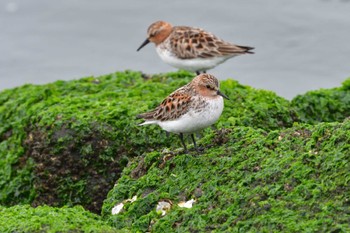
[150,31,158,37]
[206,84,211,89]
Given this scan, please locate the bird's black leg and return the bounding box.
[191,133,204,152]
[196,71,207,75]
[191,134,197,150]
[179,133,188,152]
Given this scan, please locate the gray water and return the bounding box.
[1,0,350,99]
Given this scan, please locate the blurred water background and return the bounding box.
[1,0,350,99]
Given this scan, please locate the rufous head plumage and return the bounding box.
[147,21,172,44]
[191,74,229,100]
[137,21,173,51]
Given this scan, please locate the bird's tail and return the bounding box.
[238,45,255,54]
[136,112,157,126]
[138,120,157,126]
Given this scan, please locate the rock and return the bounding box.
[0,205,118,232]
[0,70,349,232]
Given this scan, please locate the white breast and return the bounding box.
[156,46,232,72]
[157,97,224,134]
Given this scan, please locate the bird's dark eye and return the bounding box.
[150,30,159,37]
[206,84,211,89]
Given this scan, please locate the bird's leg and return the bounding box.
[191,133,204,153]
[179,133,188,152]
[191,134,197,150]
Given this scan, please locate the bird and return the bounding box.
[137,73,229,152]
[137,20,254,75]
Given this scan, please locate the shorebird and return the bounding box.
[137,20,254,75]
[137,73,229,152]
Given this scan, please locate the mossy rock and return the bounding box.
[291,78,350,124]
[1,70,349,232]
[102,119,350,232]
[0,70,296,214]
[0,205,119,232]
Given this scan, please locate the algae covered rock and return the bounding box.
[291,78,350,124]
[218,79,297,130]
[0,205,119,232]
[102,119,350,232]
[0,70,296,214]
[0,71,349,232]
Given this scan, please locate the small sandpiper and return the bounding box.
[137,73,229,152]
[137,20,254,75]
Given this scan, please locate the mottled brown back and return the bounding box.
[169,26,254,59]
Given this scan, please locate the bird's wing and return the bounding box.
[137,92,192,122]
[170,26,253,59]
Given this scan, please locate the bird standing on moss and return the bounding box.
[137,73,229,152]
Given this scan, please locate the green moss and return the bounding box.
[218,79,297,130]
[0,70,298,213]
[0,71,196,213]
[0,205,119,233]
[291,78,350,124]
[102,119,350,232]
[1,71,350,231]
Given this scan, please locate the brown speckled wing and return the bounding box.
[138,92,192,122]
[170,26,249,59]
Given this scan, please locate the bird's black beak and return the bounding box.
[137,38,150,51]
[217,90,230,100]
